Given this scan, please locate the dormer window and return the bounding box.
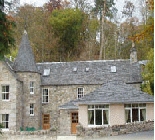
[111,66,116,73]
[73,67,77,72]
[43,69,50,76]
[85,67,89,72]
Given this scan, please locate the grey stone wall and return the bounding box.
[77,121,154,138]
[17,72,42,130]
[42,85,100,134]
[0,61,22,131]
[0,129,57,140]
[15,80,23,131]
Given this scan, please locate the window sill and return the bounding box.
[30,114,34,116]
[42,102,49,104]
[2,100,10,101]
[2,128,9,132]
[88,125,109,128]
[30,93,34,95]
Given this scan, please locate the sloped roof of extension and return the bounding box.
[37,60,142,85]
[59,81,154,110]
[13,30,38,72]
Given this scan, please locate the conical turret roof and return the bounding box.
[13,30,38,72]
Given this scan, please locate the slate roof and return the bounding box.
[59,81,154,109]
[13,30,38,72]
[37,60,142,85]
[3,58,22,82]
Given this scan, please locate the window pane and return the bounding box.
[2,86,5,92]
[43,89,48,95]
[95,110,102,125]
[46,96,48,102]
[132,104,138,107]
[140,109,146,121]
[125,110,131,123]
[125,104,131,108]
[6,86,9,92]
[88,105,94,109]
[88,110,94,125]
[6,122,9,128]
[2,93,5,100]
[103,110,109,124]
[139,103,146,107]
[30,88,33,92]
[132,109,139,122]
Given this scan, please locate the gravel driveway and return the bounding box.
[78,130,154,140]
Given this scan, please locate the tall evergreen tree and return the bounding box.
[0,0,15,60]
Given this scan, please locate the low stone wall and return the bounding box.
[0,129,57,140]
[77,121,154,138]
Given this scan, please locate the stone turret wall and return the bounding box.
[17,72,41,130]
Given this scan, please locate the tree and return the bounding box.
[141,48,154,95]
[137,0,154,95]
[50,8,87,61]
[12,4,60,62]
[46,0,62,12]
[0,0,16,60]
[93,0,117,59]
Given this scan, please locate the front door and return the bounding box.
[43,114,50,130]
[71,112,78,134]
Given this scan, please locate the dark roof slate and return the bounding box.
[37,60,142,85]
[59,81,154,109]
[2,58,22,82]
[13,31,38,72]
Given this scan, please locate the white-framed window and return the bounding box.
[124,103,146,123]
[111,66,116,72]
[2,85,9,101]
[30,104,34,116]
[88,105,109,126]
[30,81,34,94]
[1,114,9,129]
[77,87,84,99]
[42,88,49,103]
[43,69,50,76]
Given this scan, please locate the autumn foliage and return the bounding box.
[0,7,16,59]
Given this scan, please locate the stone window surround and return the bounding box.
[30,81,34,94]
[30,103,34,116]
[88,105,109,127]
[124,103,146,123]
[77,87,84,99]
[1,85,10,101]
[42,88,49,103]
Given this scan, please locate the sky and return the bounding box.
[20,0,127,8]
[19,0,141,22]
[20,0,48,6]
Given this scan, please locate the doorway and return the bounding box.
[43,114,50,130]
[71,112,78,134]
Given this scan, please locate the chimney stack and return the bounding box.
[130,41,137,63]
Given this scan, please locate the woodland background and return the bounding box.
[0,0,154,94]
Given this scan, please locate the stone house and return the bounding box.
[0,31,154,135]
